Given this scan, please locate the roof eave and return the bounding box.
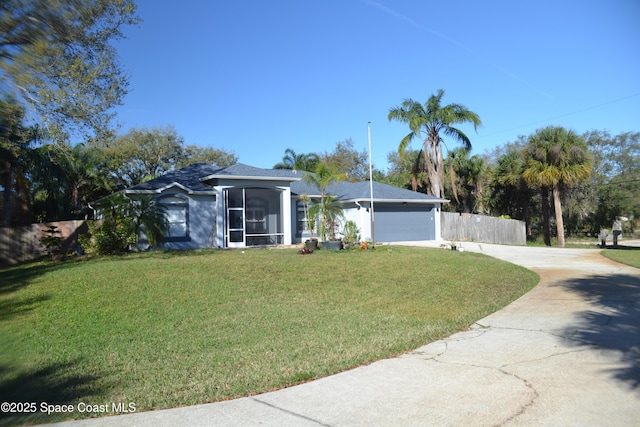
[200,174,302,182]
[340,197,449,204]
[124,182,216,195]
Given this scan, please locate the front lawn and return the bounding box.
[601,246,640,268]
[0,246,538,425]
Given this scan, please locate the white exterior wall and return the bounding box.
[434,205,443,242]
[281,186,292,245]
[342,202,373,242]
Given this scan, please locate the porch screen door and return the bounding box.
[225,188,245,247]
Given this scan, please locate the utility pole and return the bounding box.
[368,121,375,248]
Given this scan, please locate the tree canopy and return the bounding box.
[273,148,319,172]
[522,126,592,247]
[0,0,140,140]
[90,126,238,190]
[388,89,482,199]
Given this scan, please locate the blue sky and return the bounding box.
[114,0,640,172]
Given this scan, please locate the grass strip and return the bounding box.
[600,246,640,268]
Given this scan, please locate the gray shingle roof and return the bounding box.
[291,179,446,203]
[204,163,303,180]
[126,163,221,193]
[125,163,446,203]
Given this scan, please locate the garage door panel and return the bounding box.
[374,205,435,242]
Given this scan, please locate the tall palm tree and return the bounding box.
[388,89,482,199]
[273,148,320,172]
[523,126,592,247]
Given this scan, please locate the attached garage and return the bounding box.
[374,203,436,242]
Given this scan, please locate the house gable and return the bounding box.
[125,163,220,195]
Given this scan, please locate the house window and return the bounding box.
[246,206,266,234]
[159,195,189,241]
[297,203,307,234]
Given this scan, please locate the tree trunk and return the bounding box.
[541,186,551,246]
[552,182,565,247]
[72,183,81,216]
[423,141,440,198]
[475,182,484,215]
[525,207,533,240]
[436,144,445,199]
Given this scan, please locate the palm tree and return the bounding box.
[308,194,344,241]
[94,193,168,251]
[492,146,535,239]
[388,89,482,199]
[130,195,168,248]
[303,162,345,241]
[51,143,112,217]
[273,148,320,172]
[302,162,343,201]
[523,126,592,247]
[467,154,491,215]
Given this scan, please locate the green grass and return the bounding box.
[0,246,538,425]
[600,246,640,268]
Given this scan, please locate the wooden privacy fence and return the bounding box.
[441,212,526,245]
[0,220,87,265]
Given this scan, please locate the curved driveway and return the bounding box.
[53,242,640,426]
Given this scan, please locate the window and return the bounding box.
[159,195,189,241]
[297,203,307,234]
[246,206,266,234]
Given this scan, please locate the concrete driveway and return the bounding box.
[51,242,640,426]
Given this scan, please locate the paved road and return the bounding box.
[51,242,640,426]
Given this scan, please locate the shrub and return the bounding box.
[81,219,136,255]
[343,220,359,243]
[80,194,167,255]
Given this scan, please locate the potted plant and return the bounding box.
[342,220,359,249]
[309,195,344,250]
[303,162,346,250]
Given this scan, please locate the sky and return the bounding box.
[113,0,640,172]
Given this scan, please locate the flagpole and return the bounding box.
[368,122,375,248]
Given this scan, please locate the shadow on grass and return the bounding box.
[0,258,83,296]
[0,361,113,426]
[558,273,640,389]
[602,244,640,251]
[0,294,51,322]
